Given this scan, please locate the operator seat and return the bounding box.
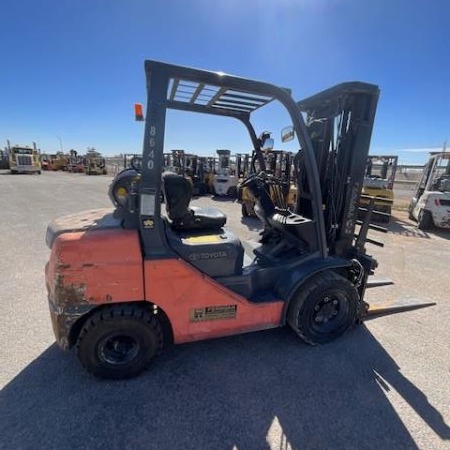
[162,172,226,231]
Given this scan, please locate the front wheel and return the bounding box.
[76,304,163,379]
[417,209,433,230]
[287,272,359,345]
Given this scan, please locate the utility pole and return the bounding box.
[56,135,63,152]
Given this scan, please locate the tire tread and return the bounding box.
[287,271,357,345]
[76,304,163,379]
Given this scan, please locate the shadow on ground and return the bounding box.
[1,327,449,449]
[0,171,39,176]
[240,215,262,232]
[390,216,450,240]
[210,195,238,203]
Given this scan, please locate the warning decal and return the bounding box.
[190,305,237,322]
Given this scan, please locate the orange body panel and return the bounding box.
[144,259,284,344]
[46,227,284,346]
[46,229,144,304]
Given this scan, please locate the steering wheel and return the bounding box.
[239,172,266,189]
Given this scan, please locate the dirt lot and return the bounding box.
[0,171,449,450]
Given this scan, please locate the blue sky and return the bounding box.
[1,0,449,164]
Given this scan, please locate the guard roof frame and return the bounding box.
[139,60,327,259]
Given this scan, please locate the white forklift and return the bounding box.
[213,149,239,196]
[409,152,450,230]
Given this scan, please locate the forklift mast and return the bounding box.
[171,150,186,175]
[296,83,380,257]
[266,150,292,181]
[365,155,398,189]
[216,149,232,174]
[236,153,250,179]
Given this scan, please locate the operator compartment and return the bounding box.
[165,227,244,278]
[162,171,244,277]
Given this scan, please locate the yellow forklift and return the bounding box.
[86,149,107,175]
[359,155,397,223]
[240,148,296,217]
[204,156,217,194]
[185,154,208,196]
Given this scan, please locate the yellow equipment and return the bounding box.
[86,149,107,175]
[359,155,397,223]
[7,140,41,174]
[240,150,297,217]
[41,152,68,171]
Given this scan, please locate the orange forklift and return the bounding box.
[45,61,431,379]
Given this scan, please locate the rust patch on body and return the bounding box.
[54,274,89,307]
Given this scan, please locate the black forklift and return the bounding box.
[45,61,431,379]
[185,153,208,196]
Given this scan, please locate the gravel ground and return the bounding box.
[0,171,449,450]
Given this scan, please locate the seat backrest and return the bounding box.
[162,172,193,220]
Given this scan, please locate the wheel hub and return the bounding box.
[99,335,140,365]
[314,296,340,325]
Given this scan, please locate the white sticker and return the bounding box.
[140,194,155,216]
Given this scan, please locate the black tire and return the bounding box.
[227,186,238,198]
[76,304,163,379]
[417,209,433,230]
[287,271,359,345]
[241,203,248,217]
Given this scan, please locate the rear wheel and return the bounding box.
[76,304,163,379]
[417,209,433,230]
[287,272,358,345]
[228,186,238,198]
